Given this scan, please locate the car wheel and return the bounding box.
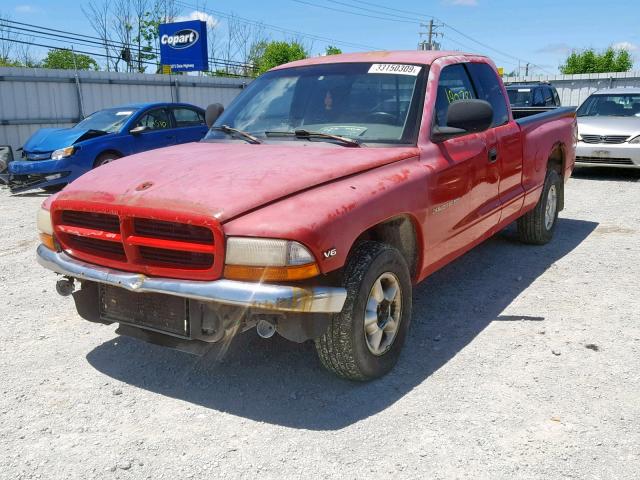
[93,153,120,168]
[315,241,412,381]
[42,184,65,192]
[517,168,562,245]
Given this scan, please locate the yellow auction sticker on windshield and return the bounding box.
[368,64,422,76]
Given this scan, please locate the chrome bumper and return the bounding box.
[36,245,347,313]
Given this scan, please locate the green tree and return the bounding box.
[560,47,633,74]
[41,49,98,70]
[325,45,342,55]
[253,40,308,76]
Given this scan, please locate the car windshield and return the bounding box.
[204,62,427,145]
[75,108,138,133]
[507,88,532,107]
[577,94,640,117]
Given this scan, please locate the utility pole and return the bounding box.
[418,19,442,51]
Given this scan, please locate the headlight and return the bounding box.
[51,146,75,160]
[37,207,57,251]
[629,136,640,144]
[224,237,319,281]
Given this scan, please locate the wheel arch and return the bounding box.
[346,214,422,282]
[93,149,123,168]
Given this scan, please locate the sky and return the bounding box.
[4,0,640,75]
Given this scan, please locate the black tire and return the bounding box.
[42,184,65,192]
[93,152,120,168]
[315,241,412,381]
[517,168,562,245]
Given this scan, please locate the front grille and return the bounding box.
[61,210,120,232]
[139,246,214,268]
[67,235,126,259]
[576,156,634,165]
[52,207,222,280]
[581,134,629,144]
[133,218,213,244]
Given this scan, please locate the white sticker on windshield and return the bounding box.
[517,89,531,92]
[116,111,133,116]
[368,64,421,76]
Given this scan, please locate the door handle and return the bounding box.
[488,147,498,163]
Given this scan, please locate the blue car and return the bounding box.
[2,102,208,193]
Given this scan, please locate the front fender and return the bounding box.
[223,156,429,276]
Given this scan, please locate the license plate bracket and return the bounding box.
[99,284,190,338]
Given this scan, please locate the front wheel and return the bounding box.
[517,169,562,245]
[93,152,120,168]
[315,242,412,381]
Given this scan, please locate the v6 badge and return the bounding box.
[322,248,337,259]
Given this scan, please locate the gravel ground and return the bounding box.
[1,167,639,480]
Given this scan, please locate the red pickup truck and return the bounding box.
[36,51,576,380]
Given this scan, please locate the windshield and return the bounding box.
[507,88,532,107]
[204,62,427,145]
[577,94,640,117]
[75,108,138,133]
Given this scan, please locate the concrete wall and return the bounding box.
[504,71,640,108]
[0,67,250,152]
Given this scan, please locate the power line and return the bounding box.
[174,0,382,50]
[293,0,416,25]
[288,0,551,74]
[0,18,255,73]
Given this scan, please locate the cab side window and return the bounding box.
[434,64,477,127]
[136,108,171,130]
[466,62,509,127]
[172,108,205,127]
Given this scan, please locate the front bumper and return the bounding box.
[36,245,347,313]
[576,142,640,167]
[2,159,74,192]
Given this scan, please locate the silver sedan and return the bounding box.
[576,88,640,168]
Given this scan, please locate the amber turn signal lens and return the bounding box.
[224,263,320,282]
[39,233,57,251]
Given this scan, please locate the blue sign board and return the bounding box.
[159,20,208,72]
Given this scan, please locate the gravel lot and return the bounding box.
[1,167,639,480]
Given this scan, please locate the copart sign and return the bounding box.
[158,20,208,72]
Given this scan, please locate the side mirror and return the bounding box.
[432,99,494,143]
[205,103,224,128]
[129,125,149,135]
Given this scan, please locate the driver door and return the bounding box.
[423,62,501,265]
[131,107,177,154]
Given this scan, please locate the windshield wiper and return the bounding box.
[211,125,262,144]
[265,129,361,147]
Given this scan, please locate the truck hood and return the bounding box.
[577,116,640,137]
[23,128,109,153]
[55,141,419,222]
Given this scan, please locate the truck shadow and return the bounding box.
[86,217,598,430]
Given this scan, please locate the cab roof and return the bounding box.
[272,50,485,71]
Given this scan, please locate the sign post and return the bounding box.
[159,20,208,72]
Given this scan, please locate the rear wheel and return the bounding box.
[93,152,120,168]
[517,168,561,245]
[315,242,412,381]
